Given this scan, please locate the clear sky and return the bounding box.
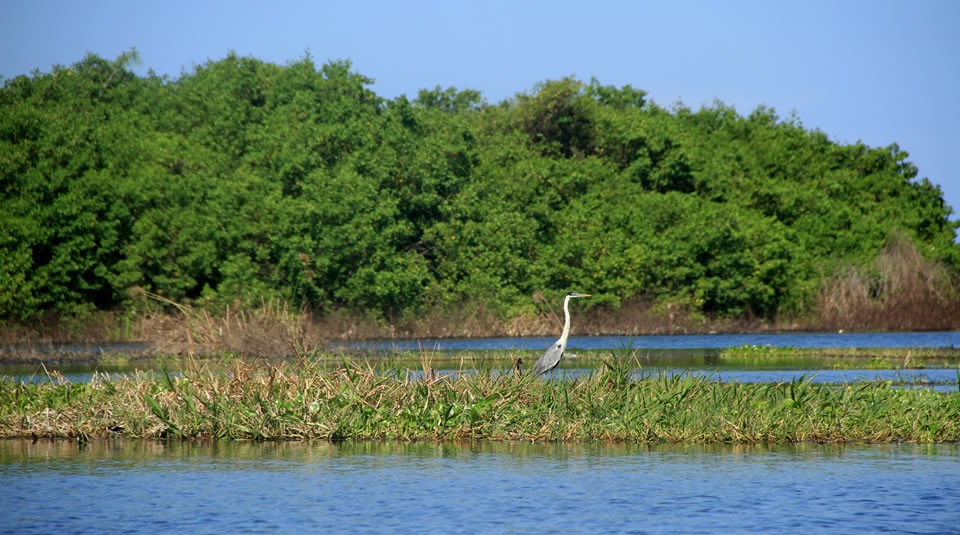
[4,0,959,225]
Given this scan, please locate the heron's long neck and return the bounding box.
[559,295,573,349]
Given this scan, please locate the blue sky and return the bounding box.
[4,0,959,225]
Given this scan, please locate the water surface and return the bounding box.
[343,331,960,351]
[2,439,958,534]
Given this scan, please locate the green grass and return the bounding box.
[2,355,958,443]
[717,345,960,369]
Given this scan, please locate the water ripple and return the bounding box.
[2,441,959,533]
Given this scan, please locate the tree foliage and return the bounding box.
[2,52,957,322]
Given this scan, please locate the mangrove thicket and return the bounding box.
[2,50,958,333]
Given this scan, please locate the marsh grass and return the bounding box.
[2,356,958,443]
[718,345,960,369]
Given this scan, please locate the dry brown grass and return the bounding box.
[0,310,124,346]
[136,293,327,357]
[0,295,839,360]
[126,295,746,356]
[395,302,508,338]
[817,236,960,331]
[582,299,719,335]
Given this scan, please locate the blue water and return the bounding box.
[1,440,958,534]
[5,362,959,390]
[343,331,960,351]
[420,368,960,392]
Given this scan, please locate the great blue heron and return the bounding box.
[530,292,591,376]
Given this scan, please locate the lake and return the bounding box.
[1,439,958,534]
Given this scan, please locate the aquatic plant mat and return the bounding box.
[3,356,958,443]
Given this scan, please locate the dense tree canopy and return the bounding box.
[2,51,957,323]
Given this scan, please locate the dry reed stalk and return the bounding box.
[818,236,960,331]
[135,293,324,357]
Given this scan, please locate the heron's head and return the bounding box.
[567,292,591,298]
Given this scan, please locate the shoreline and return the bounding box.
[3,338,960,366]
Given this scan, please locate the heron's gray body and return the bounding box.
[531,292,589,376]
[531,341,565,376]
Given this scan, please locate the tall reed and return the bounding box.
[139,292,320,357]
[818,236,960,330]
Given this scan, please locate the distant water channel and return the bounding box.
[2,439,958,534]
[3,331,959,387]
[342,330,960,351]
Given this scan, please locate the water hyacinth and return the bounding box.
[2,355,958,443]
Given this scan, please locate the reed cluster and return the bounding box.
[2,356,958,443]
[818,236,960,331]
